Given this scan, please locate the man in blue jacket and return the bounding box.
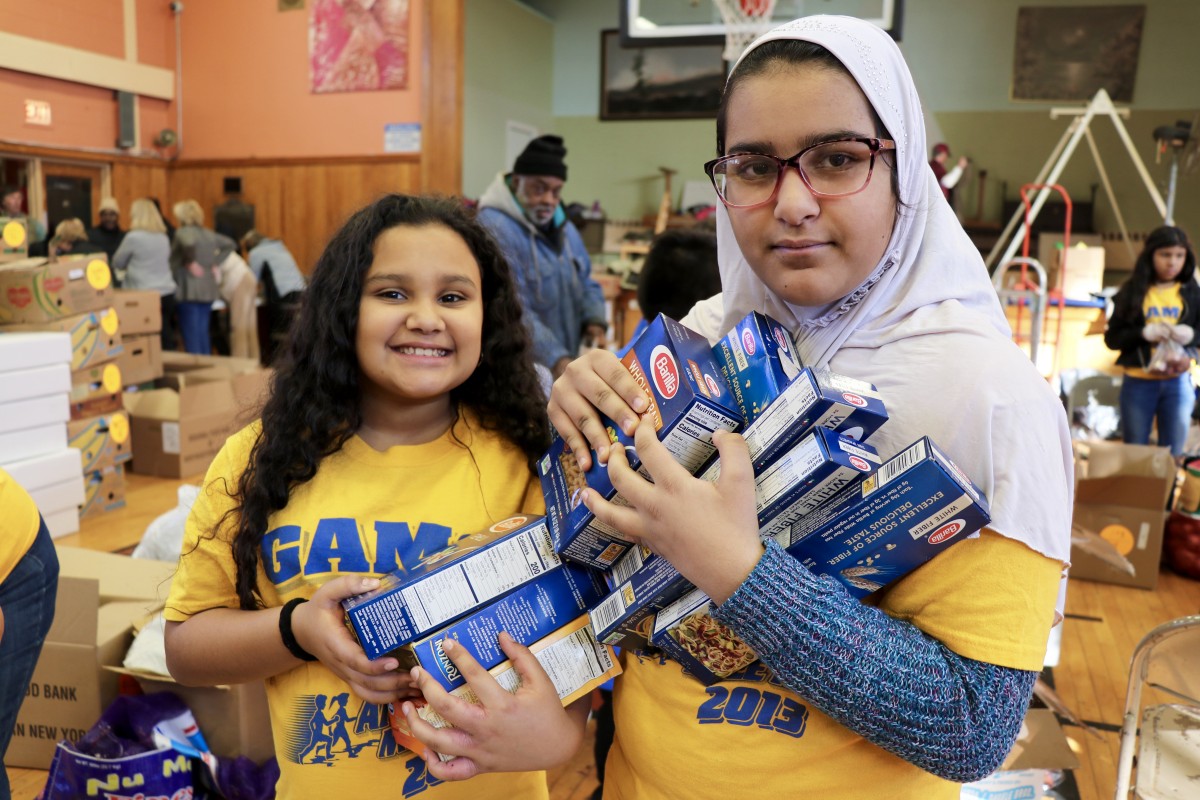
[478,135,608,377]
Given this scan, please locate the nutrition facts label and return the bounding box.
[661,405,740,472]
[401,528,559,633]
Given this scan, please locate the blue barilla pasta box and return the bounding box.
[779,437,991,598]
[343,514,564,661]
[539,314,743,570]
[398,562,610,692]
[650,587,758,685]
[712,311,803,423]
[588,544,694,648]
[755,427,882,541]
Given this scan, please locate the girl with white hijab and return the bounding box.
[400,15,1073,799]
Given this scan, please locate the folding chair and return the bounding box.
[1114,615,1200,798]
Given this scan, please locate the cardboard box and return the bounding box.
[589,545,693,648]
[343,515,561,660]
[117,333,164,386]
[0,423,68,466]
[1069,440,1175,590]
[1036,232,1103,292]
[0,362,70,405]
[399,564,609,692]
[0,330,71,372]
[712,311,803,423]
[540,314,742,569]
[124,382,240,479]
[0,393,69,436]
[780,437,992,598]
[650,587,757,685]
[69,362,123,420]
[0,254,113,324]
[2,448,83,517]
[80,465,127,519]
[2,306,123,371]
[111,289,163,335]
[110,669,273,763]
[159,351,271,427]
[67,411,132,473]
[5,547,175,769]
[389,615,619,761]
[1055,245,1106,300]
[41,506,80,539]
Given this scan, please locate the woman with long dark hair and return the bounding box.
[162,194,556,799]
[1105,225,1200,457]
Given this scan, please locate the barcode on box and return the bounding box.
[874,439,926,488]
[589,591,627,634]
[611,546,649,586]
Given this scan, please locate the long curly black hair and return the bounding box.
[227,194,550,609]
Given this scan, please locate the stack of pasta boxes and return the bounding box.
[0,253,132,522]
[342,311,995,757]
[573,312,992,686]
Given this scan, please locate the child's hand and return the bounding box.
[586,424,764,604]
[400,633,588,780]
[293,576,420,705]
[548,349,649,470]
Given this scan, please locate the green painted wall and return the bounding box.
[462,0,556,199]
[539,0,1200,232]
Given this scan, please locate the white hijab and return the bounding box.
[698,15,1073,568]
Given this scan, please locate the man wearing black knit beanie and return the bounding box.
[477,135,608,377]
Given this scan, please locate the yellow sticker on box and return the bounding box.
[3,220,25,247]
[102,363,122,394]
[87,259,111,290]
[109,412,130,444]
[101,308,119,335]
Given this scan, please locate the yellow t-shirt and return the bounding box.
[164,412,548,800]
[1128,282,1185,379]
[603,530,1063,800]
[0,467,41,585]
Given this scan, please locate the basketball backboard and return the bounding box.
[619,0,903,45]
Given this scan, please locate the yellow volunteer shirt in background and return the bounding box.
[1128,282,1184,379]
[164,412,548,800]
[604,530,1063,800]
[0,467,41,584]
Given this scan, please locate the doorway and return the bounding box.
[42,162,103,235]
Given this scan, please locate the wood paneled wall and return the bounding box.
[110,160,170,223]
[168,157,422,273]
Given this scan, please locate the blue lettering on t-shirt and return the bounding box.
[1146,306,1182,321]
[373,521,455,573]
[306,518,371,573]
[260,518,457,586]
[264,525,302,583]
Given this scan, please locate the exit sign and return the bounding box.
[24,100,51,126]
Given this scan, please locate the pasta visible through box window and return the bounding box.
[672,611,757,678]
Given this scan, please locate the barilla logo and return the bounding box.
[434,638,461,683]
[842,392,868,408]
[490,516,528,533]
[741,328,757,355]
[929,519,966,545]
[848,455,871,472]
[773,326,790,353]
[704,374,721,397]
[650,345,679,399]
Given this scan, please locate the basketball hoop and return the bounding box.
[712,0,778,63]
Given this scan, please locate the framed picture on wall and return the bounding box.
[600,29,726,121]
[1011,5,1146,102]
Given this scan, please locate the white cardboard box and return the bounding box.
[0,423,68,464]
[0,363,70,405]
[0,331,71,371]
[0,394,69,435]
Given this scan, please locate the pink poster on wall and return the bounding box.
[309,0,409,94]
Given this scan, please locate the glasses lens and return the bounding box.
[799,140,876,197]
[711,154,780,207]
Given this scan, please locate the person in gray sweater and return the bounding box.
[170,199,236,355]
[113,198,178,350]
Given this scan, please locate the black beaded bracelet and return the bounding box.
[279,597,318,662]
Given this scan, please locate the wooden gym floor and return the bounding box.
[7,471,1200,799]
